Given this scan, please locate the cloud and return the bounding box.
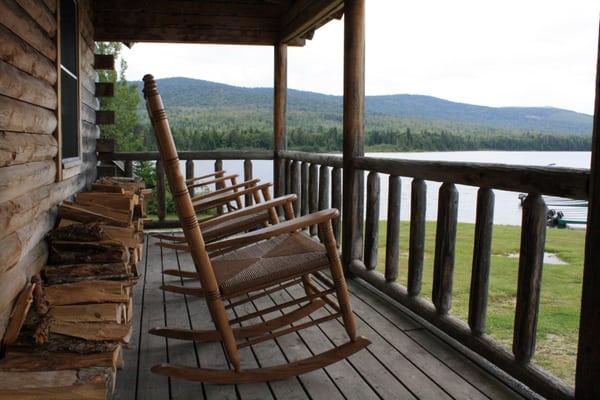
[123,0,599,114]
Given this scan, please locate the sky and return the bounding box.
[122,0,600,115]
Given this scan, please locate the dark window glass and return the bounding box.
[60,0,79,160]
[60,0,77,73]
[61,69,79,158]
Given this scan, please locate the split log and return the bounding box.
[0,131,58,167]
[46,223,106,242]
[48,241,128,265]
[2,283,35,344]
[0,367,113,399]
[57,220,141,248]
[0,347,122,371]
[90,183,124,193]
[31,276,48,315]
[49,303,126,324]
[44,262,130,284]
[44,280,128,306]
[102,225,139,248]
[76,191,136,211]
[58,203,130,227]
[50,321,132,343]
[10,333,120,354]
[63,201,131,223]
[95,176,146,193]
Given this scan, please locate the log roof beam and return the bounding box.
[91,0,343,47]
[280,0,345,44]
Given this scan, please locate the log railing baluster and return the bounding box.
[156,159,166,221]
[408,179,426,296]
[318,165,330,241]
[513,193,547,363]
[301,161,309,217]
[309,163,319,236]
[291,160,301,217]
[244,159,253,207]
[124,160,133,178]
[214,159,224,215]
[364,171,380,270]
[385,176,401,282]
[432,182,458,314]
[318,165,330,211]
[285,159,292,195]
[331,167,342,245]
[185,159,194,196]
[468,188,495,335]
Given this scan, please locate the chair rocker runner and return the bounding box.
[143,74,370,384]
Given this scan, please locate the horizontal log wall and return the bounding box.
[0,0,99,339]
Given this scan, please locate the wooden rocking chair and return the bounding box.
[143,74,370,383]
[145,95,285,254]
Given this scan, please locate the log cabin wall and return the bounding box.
[0,0,99,338]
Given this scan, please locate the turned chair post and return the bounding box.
[143,75,242,371]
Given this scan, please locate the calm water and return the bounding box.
[190,151,591,226]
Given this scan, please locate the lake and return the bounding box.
[190,151,591,226]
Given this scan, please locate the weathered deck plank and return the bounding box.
[162,240,207,400]
[115,235,527,400]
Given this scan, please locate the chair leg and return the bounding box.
[301,275,314,297]
[205,289,242,372]
[320,220,357,341]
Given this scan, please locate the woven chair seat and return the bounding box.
[212,232,330,296]
[202,212,271,242]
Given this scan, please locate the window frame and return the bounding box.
[56,0,82,181]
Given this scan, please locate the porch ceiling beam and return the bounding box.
[91,1,306,46]
[280,0,344,43]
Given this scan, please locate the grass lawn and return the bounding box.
[373,220,585,385]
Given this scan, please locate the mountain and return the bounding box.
[135,77,592,136]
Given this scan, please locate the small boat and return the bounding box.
[547,208,588,228]
[518,194,588,208]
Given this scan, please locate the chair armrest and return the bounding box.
[205,208,339,252]
[190,178,260,201]
[200,194,297,229]
[188,174,239,189]
[186,170,225,184]
[193,182,272,212]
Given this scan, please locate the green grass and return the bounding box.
[374,221,585,386]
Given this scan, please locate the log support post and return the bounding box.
[575,26,600,399]
[341,0,366,274]
[273,43,288,199]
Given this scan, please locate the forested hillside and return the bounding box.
[127,77,592,152]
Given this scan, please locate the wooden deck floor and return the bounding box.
[114,234,529,400]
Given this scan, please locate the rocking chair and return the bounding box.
[143,74,370,383]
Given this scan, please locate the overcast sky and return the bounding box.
[123,0,599,115]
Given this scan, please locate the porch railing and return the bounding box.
[100,147,589,398]
[97,150,274,228]
[280,150,590,400]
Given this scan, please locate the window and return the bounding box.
[59,0,80,162]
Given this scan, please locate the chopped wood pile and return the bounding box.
[0,177,149,399]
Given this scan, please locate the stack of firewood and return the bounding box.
[0,177,150,399]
